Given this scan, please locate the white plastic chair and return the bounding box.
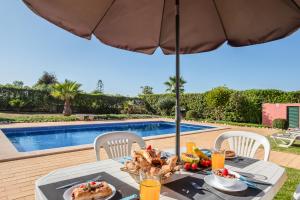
[94,131,145,161]
[214,131,271,161]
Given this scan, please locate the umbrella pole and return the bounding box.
[175,0,181,159]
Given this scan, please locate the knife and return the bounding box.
[56,181,80,189]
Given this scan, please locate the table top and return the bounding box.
[35,158,286,200]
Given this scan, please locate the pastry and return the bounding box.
[225,150,236,158]
[71,181,112,200]
[123,146,180,181]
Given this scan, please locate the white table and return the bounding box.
[35,159,286,200]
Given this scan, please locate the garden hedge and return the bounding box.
[141,88,300,124]
[0,86,134,114]
[2,85,300,125]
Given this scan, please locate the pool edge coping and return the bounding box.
[0,118,228,162]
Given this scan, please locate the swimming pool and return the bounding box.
[1,121,215,152]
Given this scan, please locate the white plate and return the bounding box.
[204,175,248,192]
[63,182,116,200]
[225,155,238,160]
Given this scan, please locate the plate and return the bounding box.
[63,182,116,200]
[225,150,237,160]
[225,155,238,160]
[204,175,248,192]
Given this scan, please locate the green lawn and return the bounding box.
[0,112,158,123]
[275,167,300,199]
[268,136,300,155]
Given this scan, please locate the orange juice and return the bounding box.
[140,179,161,200]
[186,142,196,154]
[211,150,225,170]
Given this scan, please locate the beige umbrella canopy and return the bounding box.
[23,0,300,55]
[23,0,300,157]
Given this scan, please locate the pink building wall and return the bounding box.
[262,103,300,127]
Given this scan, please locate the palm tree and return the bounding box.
[51,80,81,116]
[164,76,186,93]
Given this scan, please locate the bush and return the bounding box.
[121,100,147,114]
[156,97,176,116]
[186,110,198,119]
[205,86,232,120]
[272,119,288,129]
[8,99,26,112]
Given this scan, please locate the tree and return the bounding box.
[164,76,186,93]
[92,80,104,94]
[51,79,81,116]
[140,86,153,95]
[12,81,24,88]
[36,71,58,86]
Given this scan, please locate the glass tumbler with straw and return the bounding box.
[139,169,161,200]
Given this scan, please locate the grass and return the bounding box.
[268,136,300,155]
[274,167,300,199]
[0,112,158,123]
[181,117,268,128]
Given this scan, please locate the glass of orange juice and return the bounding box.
[186,142,196,154]
[211,149,225,170]
[139,170,161,200]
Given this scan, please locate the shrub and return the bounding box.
[8,99,26,112]
[156,97,176,116]
[186,110,198,119]
[205,86,232,120]
[272,119,288,129]
[121,100,147,114]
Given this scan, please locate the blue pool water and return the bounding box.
[2,121,215,152]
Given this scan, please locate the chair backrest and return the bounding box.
[213,131,270,161]
[94,131,145,161]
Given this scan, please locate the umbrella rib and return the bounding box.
[290,0,300,10]
[158,0,166,46]
[212,0,229,40]
[90,0,116,35]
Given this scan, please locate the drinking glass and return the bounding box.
[211,149,225,170]
[139,170,161,200]
[186,142,196,154]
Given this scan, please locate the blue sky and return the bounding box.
[0,1,299,96]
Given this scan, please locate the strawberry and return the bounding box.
[146,145,152,151]
[191,163,198,170]
[206,159,211,166]
[184,162,191,171]
[90,181,96,185]
[80,184,86,188]
[222,168,229,176]
[200,159,207,167]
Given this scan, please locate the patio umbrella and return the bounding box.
[23,0,300,158]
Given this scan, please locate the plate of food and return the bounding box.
[121,145,180,184]
[63,181,116,200]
